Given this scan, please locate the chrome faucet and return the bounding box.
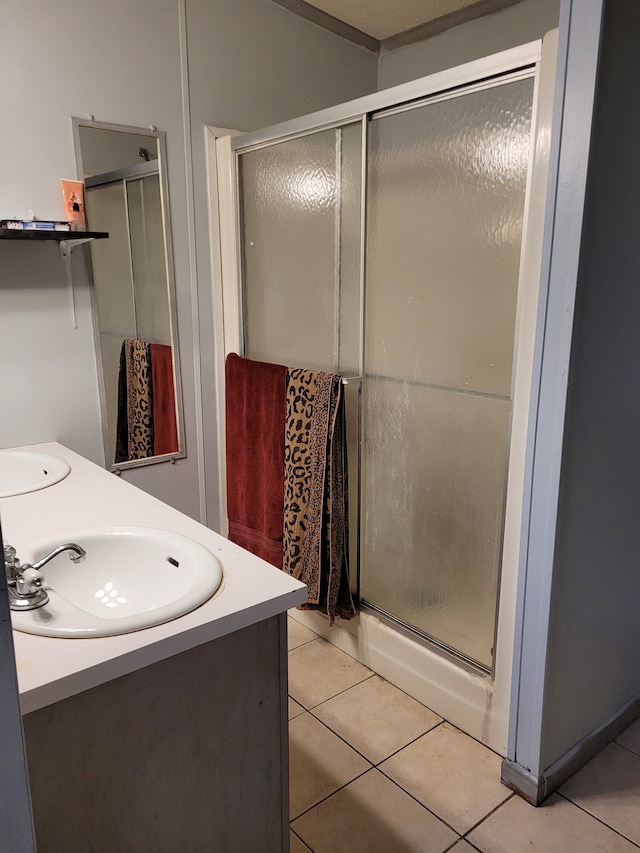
[4,542,86,611]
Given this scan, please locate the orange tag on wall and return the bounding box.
[60,179,86,231]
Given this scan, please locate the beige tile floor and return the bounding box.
[287,615,640,852]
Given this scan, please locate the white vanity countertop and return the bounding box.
[1,443,306,714]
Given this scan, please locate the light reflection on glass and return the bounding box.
[286,165,335,210]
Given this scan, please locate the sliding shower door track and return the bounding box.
[358,599,493,677]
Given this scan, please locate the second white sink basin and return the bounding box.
[10,527,224,638]
[0,449,71,498]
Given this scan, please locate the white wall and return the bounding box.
[378,0,560,88]
[0,0,377,522]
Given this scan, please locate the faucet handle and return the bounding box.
[4,545,20,582]
[16,567,45,595]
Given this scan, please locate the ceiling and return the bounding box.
[272,0,525,51]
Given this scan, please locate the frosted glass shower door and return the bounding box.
[361,75,535,669]
[237,124,363,587]
[238,124,362,374]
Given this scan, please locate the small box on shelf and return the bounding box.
[0,219,71,231]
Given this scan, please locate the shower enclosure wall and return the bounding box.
[213,34,557,752]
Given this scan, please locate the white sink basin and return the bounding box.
[10,527,224,638]
[0,449,71,498]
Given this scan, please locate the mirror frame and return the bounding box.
[72,117,186,471]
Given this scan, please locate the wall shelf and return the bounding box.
[0,228,108,242]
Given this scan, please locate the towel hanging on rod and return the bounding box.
[225,353,288,567]
[224,353,355,623]
[283,367,355,624]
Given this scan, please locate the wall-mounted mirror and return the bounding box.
[73,118,184,470]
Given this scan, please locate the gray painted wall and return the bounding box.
[540,0,640,769]
[184,0,377,527]
[377,0,560,88]
[0,0,377,522]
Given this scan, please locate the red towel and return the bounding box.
[150,343,178,456]
[225,353,287,567]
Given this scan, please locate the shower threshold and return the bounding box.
[358,599,492,677]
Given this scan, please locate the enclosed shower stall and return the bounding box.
[214,34,557,751]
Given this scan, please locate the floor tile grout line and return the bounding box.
[289,765,372,824]
[287,627,321,652]
[291,659,500,827]
[288,709,307,721]
[451,839,483,853]
[613,740,640,760]
[291,761,488,844]
[289,641,454,724]
[444,837,482,853]
[291,711,465,835]
[288,633,470,731]
[287,631,369,651]
[370,718,446,766]
[555,791,640,848]
[287,639,317,652]
[457,791,516,840]
[290,710,466,838]
[292,762,506,853]
[288,665,509,840]
[300,688,504,767]
[286,620,319,646]
[297,707,377,766]
[290,825,313,851]
[289,631,381,673]
[374,762,486,838]
[288,671,376,713]
[299,699,444,768]
[292,665,503,765]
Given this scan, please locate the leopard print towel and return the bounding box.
[115,338,154,463]
[283,368,355,624]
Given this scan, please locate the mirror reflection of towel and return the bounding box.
[115,339,153,463]
[150,343,178,456]
[116,339,178,463]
